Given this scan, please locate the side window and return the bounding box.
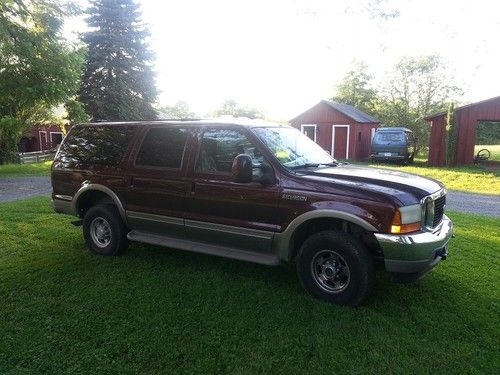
[197,129,263,174]
[57,125,136,167]
[136,127,189,168]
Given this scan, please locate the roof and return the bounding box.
[79,117,289,129]
[321,100,379,123]
[376,127,412,132]
[424,95,500,121]
[289,100,379,123]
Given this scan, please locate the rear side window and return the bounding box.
[57,125,136,167]
[135,127,189,168]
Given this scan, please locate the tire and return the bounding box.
[296,230,375,307]
[83,204,129,256]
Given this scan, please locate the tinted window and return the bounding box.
[197,129,263,173]
[136,127,189,168]
[57,125,136,167]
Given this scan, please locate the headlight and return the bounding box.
[390,204,422,234]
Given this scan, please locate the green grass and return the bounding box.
[475,144,500,161]
[0,197,499,373]
[0,161,52,177]
[366,161,500,195]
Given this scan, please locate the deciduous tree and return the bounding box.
[0,0,84,163]
[377,55,461,151]
[157,101,195,119]
[331,62,378,116]
[213,99,263,119]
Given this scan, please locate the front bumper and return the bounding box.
[374,215,453,280]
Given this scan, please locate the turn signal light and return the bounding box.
[390,210,421,234]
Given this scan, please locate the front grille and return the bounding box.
[433,194,446,227]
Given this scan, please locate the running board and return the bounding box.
[127,230,280,266]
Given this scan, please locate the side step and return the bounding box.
[127,230,280,266]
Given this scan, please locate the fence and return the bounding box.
[19,151,56,164]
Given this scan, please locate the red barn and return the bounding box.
[425,96,500,166]
[290,100,379,160]
[18,124,66,153]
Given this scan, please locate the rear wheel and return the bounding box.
[83,204,128,256]
[296,230,375,307]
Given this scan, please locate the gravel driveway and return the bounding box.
[0,176,499,218]
[446,191,500,218]
[0,176,51,203]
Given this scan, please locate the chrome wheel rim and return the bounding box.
[90,217,112,248]
[311,250,351,293]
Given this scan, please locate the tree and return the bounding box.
[332,62,378,116]
[213,99,263,119]
[156,101,195,119]
[0,0,85,163]
[377,55,461,151]
[79,0,157,121]
[65,99,90,125]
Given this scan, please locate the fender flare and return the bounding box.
[273,209,378,261]
[72,183,128,224]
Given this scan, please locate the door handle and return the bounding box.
[129,176,134,188]
[191,182,195,195]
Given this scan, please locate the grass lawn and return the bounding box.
[366,161,500,195]
[0,161,52,177]
[475,144,500,161]
[0,197,499,373]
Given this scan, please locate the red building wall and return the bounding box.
[19,124,65,152]
[290,101,379,161]
[427,96,500,166]
[427,114,447,166]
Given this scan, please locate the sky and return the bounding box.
[66,0,500,120]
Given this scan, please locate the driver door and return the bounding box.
[184,127,281,253]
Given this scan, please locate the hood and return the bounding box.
[297,164,444,206]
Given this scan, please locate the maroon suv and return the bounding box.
[51,119,453,306]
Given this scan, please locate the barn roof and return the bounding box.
[424,95,500,121]
[321,100,379,123]
[290,100,379,123]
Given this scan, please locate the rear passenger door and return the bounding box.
[124,126,192,237]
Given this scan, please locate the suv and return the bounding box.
[371,127,416,164]
[51,119,453,306]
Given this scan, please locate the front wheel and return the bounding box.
[83,204,129,256]
[296,230,375,307]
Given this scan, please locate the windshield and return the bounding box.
[373,131,404,143]
[253,127,336,168]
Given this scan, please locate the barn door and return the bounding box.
[39,131,47,151]
[331,125,349,159]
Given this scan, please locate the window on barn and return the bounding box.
[50,132,64,145]
[301,124,317,142]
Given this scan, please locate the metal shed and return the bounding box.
[425,96,500,166]
[289,100,379,161]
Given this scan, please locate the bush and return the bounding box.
[0,117,23,164]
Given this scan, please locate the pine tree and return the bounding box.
[79,0,157,121]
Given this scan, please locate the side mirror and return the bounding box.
[232,154,253,183]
